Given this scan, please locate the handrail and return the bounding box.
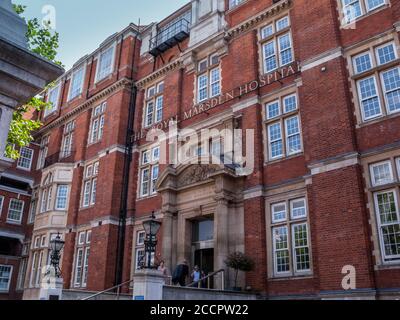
[186,269,225,290]
[81,278,133,300]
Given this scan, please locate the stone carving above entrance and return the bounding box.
[177,164,220,188]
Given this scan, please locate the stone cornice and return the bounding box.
[136,59,183,89]
[35,77,132,136]
[225,0,292,39]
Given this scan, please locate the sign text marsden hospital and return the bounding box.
[132,62,301,142]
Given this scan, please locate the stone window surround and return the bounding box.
[361,149,400,268]
[265,181,313,279]
[345,31,400,127]
[256,11,293,77]
[72,229,91,288]
[194,52,222,104]
[261,84,303,165]
[80,159,99,209]
[137,143,160,199]
[143,80,165,128]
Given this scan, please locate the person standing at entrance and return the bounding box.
[190,265,204,288]
[172,260,189,286]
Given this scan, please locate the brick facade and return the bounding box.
[2,0,400,299]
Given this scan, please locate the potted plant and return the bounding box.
[224,252,254,291]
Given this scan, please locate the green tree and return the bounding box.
[5,4,62,159]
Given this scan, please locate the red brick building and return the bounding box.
[6,0,400,299]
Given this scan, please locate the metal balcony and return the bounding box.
[149,18,190,57]
[44,150,76,169]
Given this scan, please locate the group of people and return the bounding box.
[156,259,207,288]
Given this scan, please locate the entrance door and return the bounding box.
[194,248,214,288]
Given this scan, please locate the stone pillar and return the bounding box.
[133,269,165,300]
[161,211,174,274]
[214,195,229,289]
[39,276,64,300]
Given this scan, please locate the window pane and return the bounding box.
[366,0,385,11]
[370,161,393,186]
[263,41,277,72]
[273,226,290,273]
[261,24,273,39]
[283,95,297,113]
[291,198,307,219]
[198,74,208,101]
[358,77,382,120]
[56,185,68,210]
[155,96,163,122]
[268,123,283,159]
[266,101,280,119]
[210,68,221,97]
[381,224,400,257]
[342,0,362,22]
[7,199,24,222]
[0,265,12,291]
[285,116,301,155]
[276,16,289,31]
[376,43,396,65]
[353,52,372,74]
[17,147,33,170]
[97,47,113,81]
[278,34,292,66]
[292,223,310,271]
[272,203,286,222]
[376,191,398,225]
[69,67,84,99]
[381,68,400,113]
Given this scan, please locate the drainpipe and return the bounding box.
[114,32,138,287]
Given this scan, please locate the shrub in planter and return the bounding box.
[224,252,255,291]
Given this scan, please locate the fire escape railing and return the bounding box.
[149,18,190,56]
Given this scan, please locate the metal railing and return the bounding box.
[186,269,225,290]
[44,150,75,168]
[81,278,133,300]
[149,18,190,51]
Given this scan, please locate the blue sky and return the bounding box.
[13,0,189,70]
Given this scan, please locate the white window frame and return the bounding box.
[271,202,287,223]
[272,225,291,275]
[229,0,245,9]
[290,198,307,220]
[82,162,99,208]
[352,51,373,75]
[37,135,49,170]
[357,75,383,121]
[373,189,400,261]
[375,42,397,66]
[17,147,34,171]
[0,265,13,292]
[380,66,400,115]
[89,103,106,144]
[44,84,61,117]
[68,65,86,101]
[370,160,395,187]
[74,247,84,287]
[291,223,311,273]
[7,199,24,224]
[95,44,116,83]
[277,32,293,67]
[268,122,284,160]
[137,230,145,246]
[284,115,302,156]
[196,55,221,103]
[55,185,69,210]
[139,146,160,198]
